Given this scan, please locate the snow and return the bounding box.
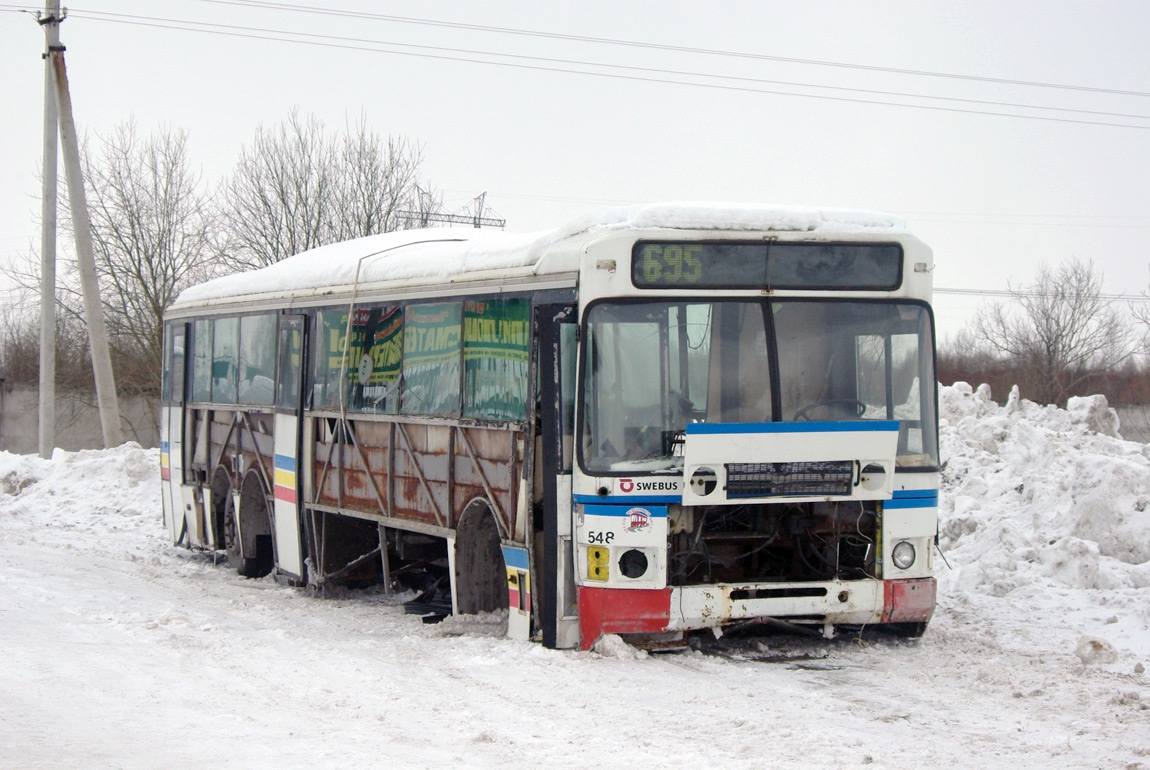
[174,202,910,307]
[2,386,1149,768]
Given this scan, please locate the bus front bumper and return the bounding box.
[578,578,936,649]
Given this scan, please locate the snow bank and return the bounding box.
[939,382,1150,591]
[0,443,160,554]
[938,382,1150,668]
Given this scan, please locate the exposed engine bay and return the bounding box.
[668,500,878,585]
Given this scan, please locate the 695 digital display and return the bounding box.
[631,241,902,290]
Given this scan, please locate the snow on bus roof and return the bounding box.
[175,202,908,305]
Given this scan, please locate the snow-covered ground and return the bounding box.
[1,385,1147,769]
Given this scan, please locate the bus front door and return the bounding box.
[537,302,579,649]
[271,314,307,582]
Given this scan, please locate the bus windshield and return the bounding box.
[579,299,938,474]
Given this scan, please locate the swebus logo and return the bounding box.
[618,478,679,494]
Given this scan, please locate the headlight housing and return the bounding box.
[892,541,916,570]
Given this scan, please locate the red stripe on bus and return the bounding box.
[274,485,297,505]
[881,577,936,623]
[577,586,672,650]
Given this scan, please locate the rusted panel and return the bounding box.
[391,426,450,526]
[452,426,522,537]
[306,416,522,533]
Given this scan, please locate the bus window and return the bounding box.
[211,317,239,404]
[170,325,186,404]
[239,313,276,405]
[276,318,303,411]
[401,302,461,417]
[191,319,212,402]
[580,300,770,473]
[559,321,576,471]
[773,300,938,466]
[313,308,360,410]
[855,334,888,416]
[161,323,173,403]
[463,298,529,422]
[349,305,403,414]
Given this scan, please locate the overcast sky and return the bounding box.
[1,1,1148,338]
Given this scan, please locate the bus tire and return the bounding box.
[454,501,506,615]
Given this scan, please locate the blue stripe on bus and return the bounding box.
[892,489,939,499]
[583,504,669,518]
[886,489,939,508]
[501,545,529,570]
[574,494,680,505]
[685,420,900,435]
[274,454,296,472]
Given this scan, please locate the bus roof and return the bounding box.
[172,202,909,308]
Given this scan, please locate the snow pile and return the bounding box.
[0,443,160,554]
[939,382,1150,594]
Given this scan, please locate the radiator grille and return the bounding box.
[725,460,854,497]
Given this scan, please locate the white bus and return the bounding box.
[160,203,939,649]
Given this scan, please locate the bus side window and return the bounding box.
[211,317,239,404]
[238,313,276,406]
[401,302,462,417]
[463,298,529,422]
[170,325,186,404]
[161,323,173,403]
[191,319,213,402]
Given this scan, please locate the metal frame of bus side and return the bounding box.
[162,276,580,643]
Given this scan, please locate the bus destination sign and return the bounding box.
[631,241,903,291]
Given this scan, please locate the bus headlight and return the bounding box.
[892,541,916,570]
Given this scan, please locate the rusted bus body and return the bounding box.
[307,415,524,538]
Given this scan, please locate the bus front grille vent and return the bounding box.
[725,460,853,498]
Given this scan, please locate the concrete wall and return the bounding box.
[0,382,160,454]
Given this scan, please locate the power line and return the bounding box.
[51,9,1150,130]
[194,0,1150,99]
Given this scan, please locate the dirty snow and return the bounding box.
[1,385,1148,769]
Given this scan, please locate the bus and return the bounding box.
[160,202,939,649]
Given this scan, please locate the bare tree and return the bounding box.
[0,304,91,386]
[76,122,220,395]
[336,117,433,237]
[972,257,1133,405]
[4,121,219,405]
[219,109,442,270]
[1132,265,1150,358]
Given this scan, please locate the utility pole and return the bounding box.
[50,43,123,447]
[37,1,60,459]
